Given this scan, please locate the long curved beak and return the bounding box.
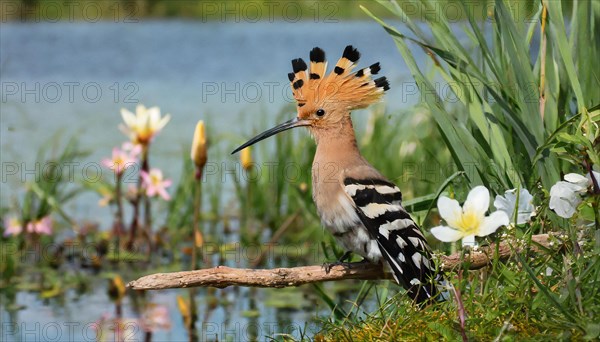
[231,117,309,154]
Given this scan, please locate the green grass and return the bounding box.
[310,0,600,340]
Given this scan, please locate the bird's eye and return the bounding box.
[316,109,326,117]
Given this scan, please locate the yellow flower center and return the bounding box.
[137,124,153,143]
[456,210,482,235]
[150,173,161,185]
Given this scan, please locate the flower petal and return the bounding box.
[156,114,171,131]
[477,211,509,237]
[496,188,534,224]
[462,235,476,247]
[157,188,171,201]
[101,158,113,169]
[549,181,581,218]
[140,170,151,183]
[516,189,535,224]
[136,104,149,118]
[120,108,136,128]
[463,186,490,216]
[493,194,511,212]
[437,196,462,227]
[517,189,534,207]
[146,106,160,122]
[564,173,588,187]
[36,217,53,235]
[26,221,35,234]
[550,181,581,197]
[430,225,464,242]
[150,169,163,179]
[146,186,157,197]
[3,217,22,237]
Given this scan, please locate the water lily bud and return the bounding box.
[108,275,126,301]
[176,295,191,327]
[240,147,253,171]
[194,230,204,248]
[191,120,208,169]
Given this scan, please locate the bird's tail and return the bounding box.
[407,271,450,304]
[381,239,449,304]
[375,217,448,303]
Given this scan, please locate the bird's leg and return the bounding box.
[323,251,353,273]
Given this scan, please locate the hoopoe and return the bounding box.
[233,45,444,303]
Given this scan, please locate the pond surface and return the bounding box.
[1,19,437,341]
[0,19,435,217]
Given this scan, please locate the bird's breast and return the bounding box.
[316,191,362,234]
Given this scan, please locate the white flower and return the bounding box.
[431,186,509,247]
[549,182,585,218]
[119,104,171,145]
[549,171,599,218]
[494,188,535,224]
[565,173,590,187]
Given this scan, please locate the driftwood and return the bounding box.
[128,233,561,290]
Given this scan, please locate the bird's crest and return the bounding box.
[288,45,389,112]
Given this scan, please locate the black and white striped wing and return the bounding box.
[343,177,439,303]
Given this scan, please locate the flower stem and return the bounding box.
[584,158,600,235]
[127,197,139,250]
[191,167,203,270]
[188,166,203,342]
[453,250,470,342]
[454,268,469,342]
[142,147,153,252]
[127,145,149,251]
[114,173,124,251]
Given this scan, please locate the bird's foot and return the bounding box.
[322,251,353,274]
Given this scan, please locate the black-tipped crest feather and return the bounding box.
[289,45,389,109]
[310,47,326,63]
[342,45,360,62]
[291,58,307,73]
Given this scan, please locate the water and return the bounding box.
[0,20,433,215]
[0,19,435,341]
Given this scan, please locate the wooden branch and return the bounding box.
[128,233,562,291]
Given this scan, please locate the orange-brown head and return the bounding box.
[232,45,389,154]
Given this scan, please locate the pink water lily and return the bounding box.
[26,216,53,235]
[141,169,172,200]
[102,142,141,175]
[141,304,171,332]
[3,217,23,237]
